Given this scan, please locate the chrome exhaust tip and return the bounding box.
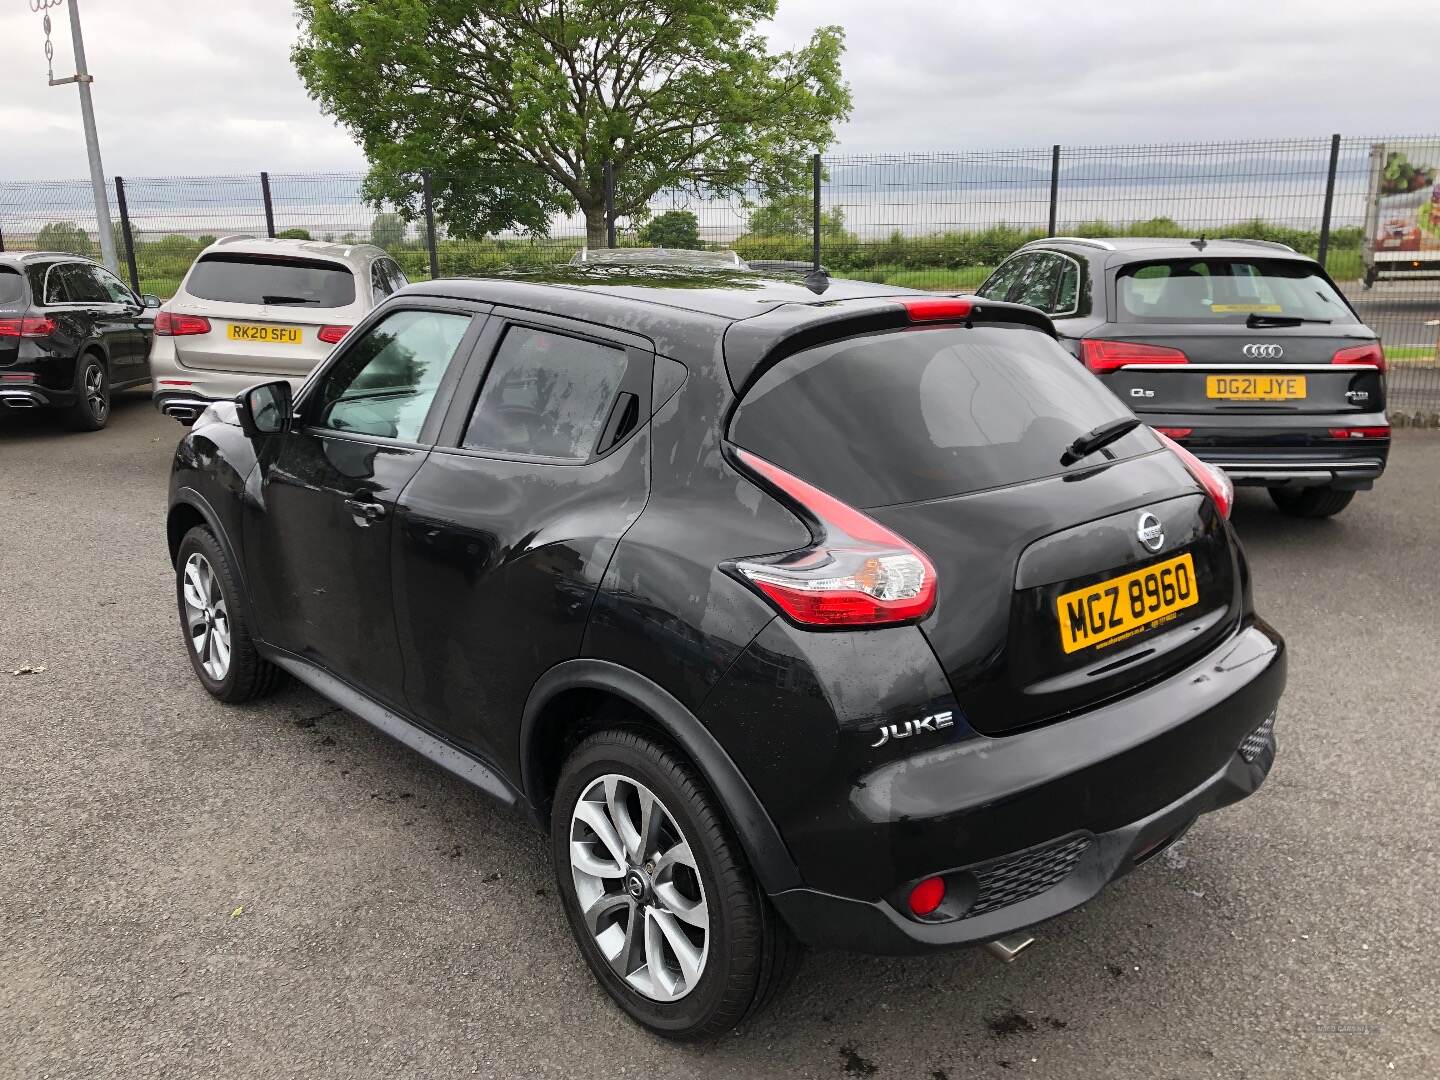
[4,398,38,409]
[983,933,1035,963]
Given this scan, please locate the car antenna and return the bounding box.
[1192,233,1208,251]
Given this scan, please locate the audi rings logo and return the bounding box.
[1242,343,1285,359]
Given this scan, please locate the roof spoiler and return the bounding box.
[723,296,1057,398]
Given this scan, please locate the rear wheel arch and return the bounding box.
[520,659,803,894]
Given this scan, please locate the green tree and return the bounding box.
[293,1,851,248]
[639,210,702,249]
[746,194,845,236]
[36,221,93,256]
[276,228,313,241]
[370,212,407,249]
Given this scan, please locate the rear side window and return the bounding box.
[1117,258,1355,323]
[463,326,628,462]
[186,254,356,308]
[730,326,1148,508]
[0,269,23,305]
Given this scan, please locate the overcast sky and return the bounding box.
[2,0,1437,180]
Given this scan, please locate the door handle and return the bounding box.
[343,498,386,523]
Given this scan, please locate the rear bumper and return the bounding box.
[1144,416,1390,488]
[766,619,1285,954]
[772,723,1275,954]
[0,386,52,409]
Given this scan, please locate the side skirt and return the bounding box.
[264,649,522,811]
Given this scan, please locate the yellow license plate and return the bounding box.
[227,323,302,345]
[1056,552,1199,655]
[1206,374,1306,401]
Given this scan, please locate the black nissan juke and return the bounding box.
[165,267,1285,1040]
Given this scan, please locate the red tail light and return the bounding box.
[317,325,352,345]
[1153,427,1193,439]
[1332,342,1386,375]
[0,316,58,338]
[907,876,946,917]
[1329,426,1390,440]
[1082,339,1189,374]
[728,449,937,628]
[154,311,212,337]
[1153,429,1233,520]
[900,297,972,323]
[1,373,37,383]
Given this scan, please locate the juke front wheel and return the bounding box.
[551,729,801,1040]
[175,526,283,702]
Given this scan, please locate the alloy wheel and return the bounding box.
[182,553,231,681]
[83,363,107,422]
[569,774,710,1002]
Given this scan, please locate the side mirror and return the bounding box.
[141,293,162,309]
[236,380,293,438]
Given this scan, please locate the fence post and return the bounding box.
[812,153,823,271]
[0,224,5,254]
[603,159,617,248]
[114,176,140,293]
[420,169,440,279]
[1047,144,1061,237]
[260,171,276,238]
[1316,133,1342,270]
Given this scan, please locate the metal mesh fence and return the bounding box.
[2,135,1438,419]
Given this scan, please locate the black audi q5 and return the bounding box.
[165,267,1285,1040]
[976,236,1388,517]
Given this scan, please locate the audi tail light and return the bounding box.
[154,312,212,337]
[1081,339,1189,373]
[1154,429,1233,520]
[1329,426,1390,440]
[726,448,937,628]
[1332,342,1386,375]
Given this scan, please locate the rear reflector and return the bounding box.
[154,311,212,337]
[1329,426,1390,440]
[1,373,37,382]
[900,297,972,323]
[727,448,937,628]
[0,316,57,338]
[1332,342,1386,375]
[908,877,946,916]
[318,325,352,345]
[1082,339,1189,373]
[1153,429,1233,520]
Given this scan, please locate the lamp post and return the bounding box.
[38,0,118,273]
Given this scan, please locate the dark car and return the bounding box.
[975,237,1388,517]
[165,268,1284,1040]
[0,252,160,430]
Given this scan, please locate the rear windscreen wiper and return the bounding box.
[261,294,320,306]
[1246,313,1332,327]
[1061,416,1142,467]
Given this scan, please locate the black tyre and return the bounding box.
[551,729,801,1040]
[1268,485,1356,519]
[175,526,284,702]
[66,355,110,432]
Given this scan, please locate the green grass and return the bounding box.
[878,266,994,291]
[1385,344,1439,364]
[1323,250,1365,282]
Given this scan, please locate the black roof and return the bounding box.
[402,265,922,322]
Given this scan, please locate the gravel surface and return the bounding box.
[3,395,1437,1079]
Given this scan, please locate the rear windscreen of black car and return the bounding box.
[1117,258,1355,324]
[185,254,356,308]
[0,268,24,305]
[729,325,1153,508]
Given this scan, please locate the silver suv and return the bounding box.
[150,236,408,422]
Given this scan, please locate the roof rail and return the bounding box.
[215,234,257,245]
[1215,238,1298,253]
[1024,236,1117,251]
[18,251,87,261]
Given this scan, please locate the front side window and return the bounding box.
[463,326,628,462]
[311,309,471,442]
[89,265,135,305]
[976,256,1029,301]
[1117,258,1356,323]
